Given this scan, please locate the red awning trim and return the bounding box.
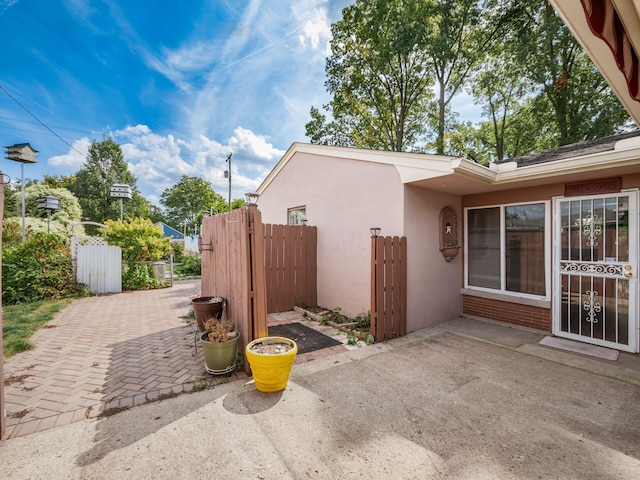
[580,0,640,102]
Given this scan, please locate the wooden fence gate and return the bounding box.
[200,206,268,371]
[200,207,318,372]
[371,236,407,342]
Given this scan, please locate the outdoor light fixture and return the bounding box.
[202,210,211,219]
[5,143,38,243]
[301,219,308,226]
[245,192,259,205]
[370,227,381,238]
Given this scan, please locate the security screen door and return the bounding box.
[555,192,638,352]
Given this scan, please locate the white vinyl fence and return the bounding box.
[72,237,122,294]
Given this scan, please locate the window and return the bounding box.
[287,206,306,225]
[466,202,547,297]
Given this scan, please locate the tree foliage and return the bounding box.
[68,138,145,229]
[2,184,84,243]
[160,175,227,233]
[308,0,631,162]
[312,0,435,151]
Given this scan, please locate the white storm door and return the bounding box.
[554,192,638,352]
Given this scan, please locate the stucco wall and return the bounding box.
[403,186,463,331]
[258,152,404,319]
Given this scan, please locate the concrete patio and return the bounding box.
[1,281,640,478]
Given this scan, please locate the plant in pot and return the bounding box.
[191,296,225,331]
[245,337,298,393]
[200,318,239,375]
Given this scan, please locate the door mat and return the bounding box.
[268,322,343,355]
[539,336,619,361]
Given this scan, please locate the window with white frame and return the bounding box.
[466,202,548,297]
[287,206,306,225]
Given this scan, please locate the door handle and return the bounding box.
[624,265,633,278]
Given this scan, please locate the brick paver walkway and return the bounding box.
[2,280,246,439]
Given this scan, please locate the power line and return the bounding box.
[0,84,85,156]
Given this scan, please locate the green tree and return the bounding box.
[230,198,247,210]
[41,174,76,190]
[69,138,138,228]
[147,203,166,224]
[160,175,226,233]
[23,184,83,238]
[510,0,630,146]
[427,0,487,155]
[309,0,435,151]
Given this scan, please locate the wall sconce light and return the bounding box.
[245,192,259,205]
[202,210,211,219]
[301,218,308,226]
[370,227,381,238]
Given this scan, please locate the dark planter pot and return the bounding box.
[192,296,224,330]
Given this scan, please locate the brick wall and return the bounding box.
[462,295,551,331]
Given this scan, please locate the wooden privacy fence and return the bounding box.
[200,206,268,370]
[200,207,318,371]
[371,236,407,342]
[263,224,317,313]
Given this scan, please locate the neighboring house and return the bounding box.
[257,131,640,353]
[155,222,184,241]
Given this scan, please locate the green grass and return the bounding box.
[2,299,72,358]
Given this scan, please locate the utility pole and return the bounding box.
[224,153,232,211]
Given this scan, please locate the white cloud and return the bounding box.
[228,127,285,161]
[296,6,332,55]
[105,124,283,202]
[47,137,90,169]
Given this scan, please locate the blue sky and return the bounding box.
[0,0,478,205]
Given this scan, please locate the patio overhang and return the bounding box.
[548,0,640,126]
[402,134,640,194]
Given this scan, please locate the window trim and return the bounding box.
[464,200,551,301]
[287,205,306,225]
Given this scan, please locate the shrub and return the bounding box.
[101,218,171,290]
[2,232,87,304]
[177,253,201,276]
[171,240,185,262]
[122,263,165,290]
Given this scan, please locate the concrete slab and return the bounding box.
[1,328,639,479]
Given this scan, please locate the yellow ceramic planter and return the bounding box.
[245,337,298,393]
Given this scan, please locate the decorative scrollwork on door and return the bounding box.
[583,289,601,323]
[583,213,601,247]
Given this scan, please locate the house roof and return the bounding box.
[260,137,640,197]
[155,222,184,240]
[548,0,640,126]
[497,130,640,167]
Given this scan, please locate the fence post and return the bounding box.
[248,206,268,343]
[370,235,378,340]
